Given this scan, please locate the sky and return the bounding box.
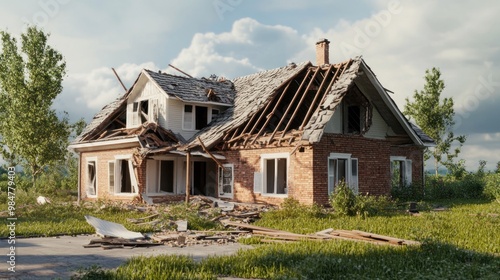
[0,0,499,171]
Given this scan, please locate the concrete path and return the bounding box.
[0,235,252,280]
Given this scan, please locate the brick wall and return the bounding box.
[79,147,143,202]
[221,146,314,205]
[313,134,392,204]
[390,145,425,184]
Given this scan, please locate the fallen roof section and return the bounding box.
[85,215,144,240]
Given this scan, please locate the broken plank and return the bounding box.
[252,230,328,240]
[152,234,179,242]
[221,220,291,233]
[351,230,405,245]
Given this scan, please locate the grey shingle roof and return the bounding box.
[74,93,127,143]
[409,123,435,145]
[187,61,311,149]
[145,70,235,105]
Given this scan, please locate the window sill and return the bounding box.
[112,193,138,197]
[146,192,178,196]
[260,193,288,198]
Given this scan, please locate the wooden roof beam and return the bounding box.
[299,64,334,130]
[267,69,312,144]
[249,79,293,146]
[280,67,321,139]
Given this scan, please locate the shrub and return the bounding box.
[484,173,500,203]
[330,181,356,216]
[354,194,395,218]
[425,174,485,200]
[391,182,424,201]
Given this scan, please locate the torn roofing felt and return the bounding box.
[184,61,312,150]
[145,70,235,105]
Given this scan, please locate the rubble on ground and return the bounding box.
[83,195,420,250]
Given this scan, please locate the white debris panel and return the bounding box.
[84,215,144,240]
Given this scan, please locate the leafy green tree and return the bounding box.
[496,161,500,174]
[404,67,466,175]
[0,26,69,189]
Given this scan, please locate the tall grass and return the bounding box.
[87,199,500,280]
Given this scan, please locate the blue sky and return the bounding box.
[1,0,499,170]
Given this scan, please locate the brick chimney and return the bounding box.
[315,38,330,66]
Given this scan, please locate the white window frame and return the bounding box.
[261,153,289,197]
[183,104,212,131]
[219,164,234,199]
[390,156,412,186]
[328,153,358,194]
[112,155,138,196]
[108,160,115,194]
[86,157,98,197]
[183,104,194,130]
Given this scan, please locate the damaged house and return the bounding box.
[69,39,434,205]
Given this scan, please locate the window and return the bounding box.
[328,153,358,194]
[347,105,361,133]
[262,154,288,195]
[391,157,412,187]
[132,100,149,126]
[183,105,193,129]
[183,104,211,130]
[86,160,97,196]
[108,161,115,193]
[195,106,208,130]
[211,109,219,122]
[219,164,234,198]
[159,160,174,193]
[112,158,138,195]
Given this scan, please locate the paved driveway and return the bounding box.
[0,235,252,280]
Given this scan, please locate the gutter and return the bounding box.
[77,152,81,203]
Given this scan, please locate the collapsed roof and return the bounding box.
[71,57,434,154]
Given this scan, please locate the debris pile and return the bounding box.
[83,196,420,250]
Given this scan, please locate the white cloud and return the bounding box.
[166,17,307,78]
[54,62,159,122]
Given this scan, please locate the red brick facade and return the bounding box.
[78,134,424,206]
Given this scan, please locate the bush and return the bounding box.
[354,194,395,218]
[425,174,485,200]
[391,182,424,201]
[330,182,394,217]
[330,181,356,216]
[484,173,500,203]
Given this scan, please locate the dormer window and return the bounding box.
[132,100,149,126]
[183,104,209,131]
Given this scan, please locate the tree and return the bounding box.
[0,26,69,189]
[404,67,466,175]
[496,161,500,174]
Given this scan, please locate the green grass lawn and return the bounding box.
[2,198,499,279]
[73,198,499,280]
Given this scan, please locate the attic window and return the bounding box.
[132,100,149,126]
[347,105,361,133]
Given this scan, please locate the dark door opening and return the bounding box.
[121,160,132,193]
[193,162,207,195]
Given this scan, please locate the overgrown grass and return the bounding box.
[85,198,499,280]
[0,200,221,237]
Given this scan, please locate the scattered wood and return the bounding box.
[221,220,420,246]
[83,237,162,249]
